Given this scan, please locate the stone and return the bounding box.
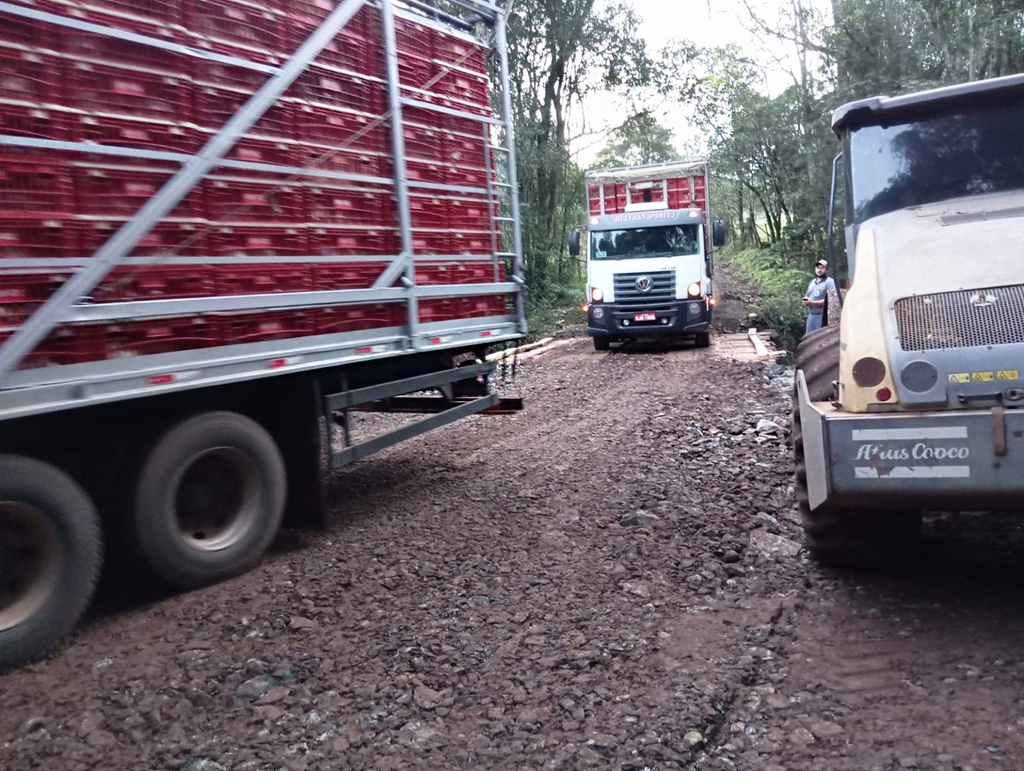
[809,720,843,738]
[749,530,802,559]
[289,616,318,631]
[683,730,704,749]
[621,510,658,527]
[622,581,651,599]
[789,727,815,746]
[236,675,277,701]
[414,685,442,710]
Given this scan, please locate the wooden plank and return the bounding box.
[747,328,770,358]
[485,337,554,361]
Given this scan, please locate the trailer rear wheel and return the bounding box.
[0,456,102,671]
[792,326,921,565]
[131,412,286,589]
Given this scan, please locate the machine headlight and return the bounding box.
[590,287,604,303]
[687,282,702,298]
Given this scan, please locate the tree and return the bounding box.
[592,112,678,168]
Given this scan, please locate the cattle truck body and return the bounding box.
[0,0,525,669]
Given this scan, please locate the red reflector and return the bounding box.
[481,331,493,337]
[876,387,892,402]
[149,374,174,386]
[356,346,373,354]
[267,358,287,369]
[429,337,441,344]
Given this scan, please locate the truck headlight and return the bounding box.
[592,306,605,320]
[590,287,604,303]
[687,282,702,298]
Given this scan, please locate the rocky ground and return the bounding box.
[4,327,1024,770]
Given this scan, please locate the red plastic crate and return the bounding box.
[211,224,306,257]
[408,194,449,229]
[80,219,210,257]
[313,262,385,290]
[188,0,290,60]
[403,122,446,163]
[74,163,204,217]
[67,57,192,122]
[316,303,402,334]
[432,66,488,105]
[447,196,492,230]
[297,24,382,77]
[300,66,385,113]
[210,134,297,168]
[405,159,447,185]
[311,225,398,256]
[0,43,63,105]
[205,175,303,222]
[51,0,186,40]
[0,13,60,49]
[411,231,450,255]
[434,33,487,71]
[417,259,501,287]
[14,324,99,368]
[394,18,432,58]
[99,315,219,358]
[215,310,313,344]
[93,265,215,301]
[0,218,75,258]
[0,155,74,217]
[193,82,294,139]
[448,165,488,188]
[297,144,385,178]
[305,182,388,226]
[449,231,491,255]
[214,263,312,295]
[398,53,434,91]
[75,113,200,153]
[0,100,66,142]
[61,29,186,71]
[445,130,488,168]
[295,102,388,152]
[417,297,460,323]
[0,270,68,324]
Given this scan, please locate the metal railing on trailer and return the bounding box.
[0,0,526,421]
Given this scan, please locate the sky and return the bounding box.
[571,0,831,166]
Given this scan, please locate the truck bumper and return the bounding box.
[797,370,1024,511]
[587,299,711,338]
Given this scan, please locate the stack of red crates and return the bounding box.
[0,0,510,368]
[587,175,708,216]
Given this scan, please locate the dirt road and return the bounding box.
[3,334,1024,771]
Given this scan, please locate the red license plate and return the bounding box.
[634,312,657,322]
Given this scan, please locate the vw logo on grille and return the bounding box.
[636,275,654,293]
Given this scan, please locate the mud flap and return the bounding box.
[797,369,831,510]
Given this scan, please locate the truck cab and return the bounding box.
[582,160,725,350]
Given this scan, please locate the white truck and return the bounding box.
[577,160,726,351]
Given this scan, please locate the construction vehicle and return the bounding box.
[575,160,726,351]
[0,0,525,669]
[793,73,1024,563]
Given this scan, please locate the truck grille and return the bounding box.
[614,271,675,307]
[895,284,1024,351]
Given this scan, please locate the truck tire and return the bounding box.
[694,332,711,348]
[131,412,286,589]
[0,455,102,671]
[593,336,610,351]
[792,326,921,564]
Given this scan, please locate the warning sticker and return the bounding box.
[948,373,970,384]
[997,370,1020,381]
[971,371,995,383]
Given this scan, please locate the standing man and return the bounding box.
[803,259,836,335]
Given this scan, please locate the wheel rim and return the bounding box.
[0,502,61,632]
[174,447,260,552]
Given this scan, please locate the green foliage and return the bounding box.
[592,112,679,168]
[720,246,813,354]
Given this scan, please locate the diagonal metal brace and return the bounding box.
[0,0,368,382]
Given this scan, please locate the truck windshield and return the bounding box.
[590,224,700,260]
[848,98,1024,223]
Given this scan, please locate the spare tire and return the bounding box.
[0,455,102,671]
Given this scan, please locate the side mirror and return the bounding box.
[567,229,581,258]
[712,219,726,248]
